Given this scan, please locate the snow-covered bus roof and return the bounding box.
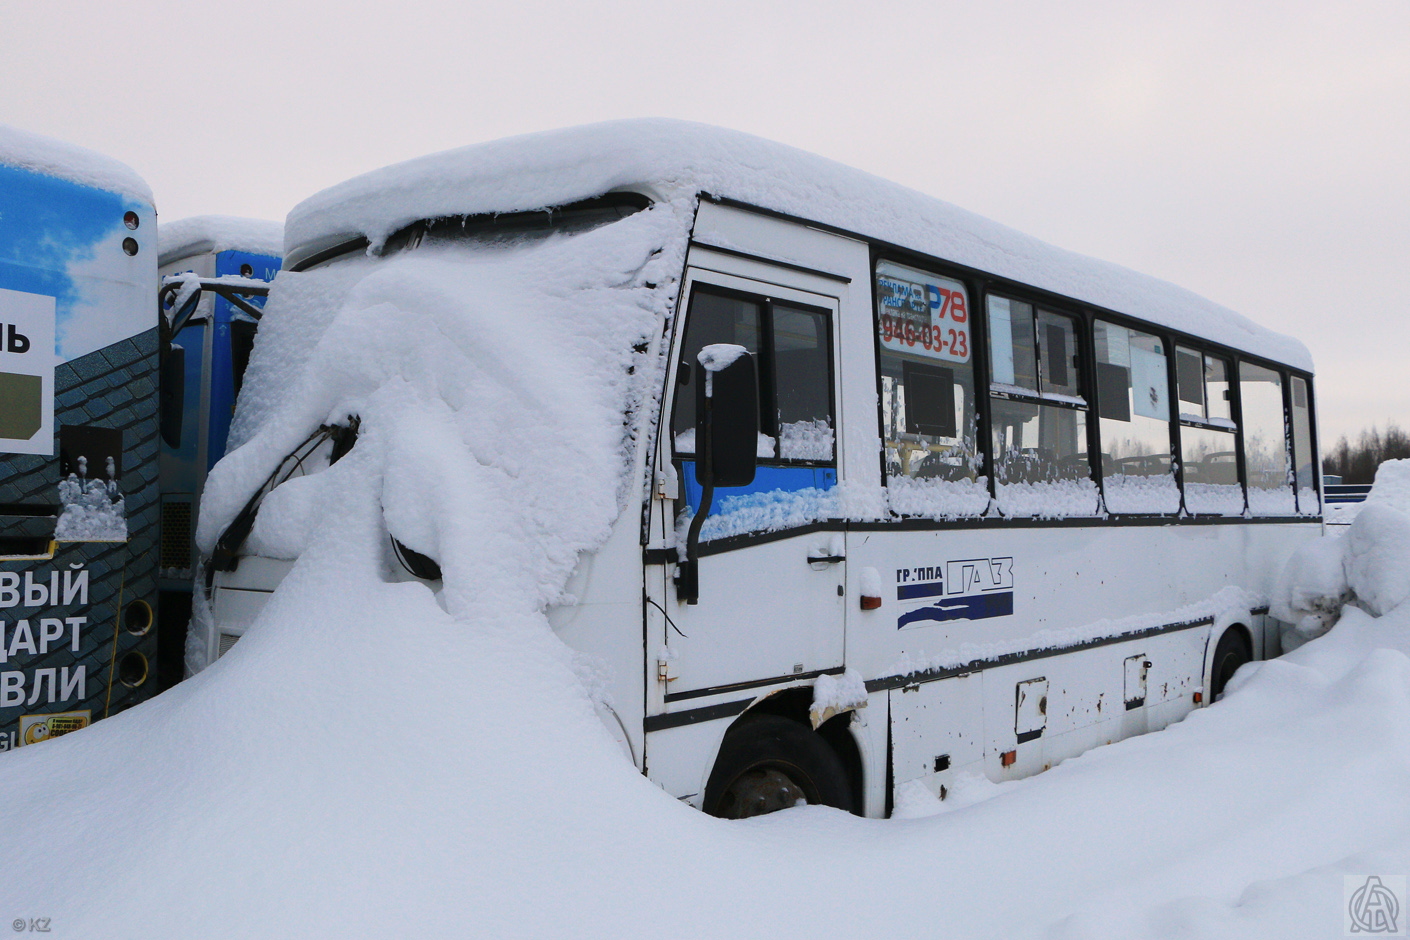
[159,215,285,268]
[0,123,153,205]
[287,119,1311,371]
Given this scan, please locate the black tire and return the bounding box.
[1210,629,1251,701]
[703,714,853,819]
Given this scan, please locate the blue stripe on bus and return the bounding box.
[898,592,1014,628]
[679,460,836,515]
[897,581,947,600]
[208,249,280,469]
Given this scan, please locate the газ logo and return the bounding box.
[895,557,1014,629]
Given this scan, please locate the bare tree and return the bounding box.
[1323,423,1410,483]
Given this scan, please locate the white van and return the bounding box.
[194,120,1320,818]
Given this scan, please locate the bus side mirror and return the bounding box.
[678,346,757,605]
[696,347,758,488]
[160,344,185,448]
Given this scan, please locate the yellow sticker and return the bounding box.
[18,710,90,746]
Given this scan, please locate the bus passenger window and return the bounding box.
[1290,375,1318,514]
[1176,349,1242,515]
[1201,354,1233,424]
[1038,311,1079,399]
[987,297,1096,517]
[1094,321,1178,514]
[874,261,986,516]
[1239,362,1295,515]
[988,296,1037,392]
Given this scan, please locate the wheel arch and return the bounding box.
[1203,620,1254,700]
[710,685,865,816]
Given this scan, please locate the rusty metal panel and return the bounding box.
[1015,677,1048,741]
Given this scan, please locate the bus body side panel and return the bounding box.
[159,246,280,590]
[158,247,279,689]
[549,506,650,770]
[854,520,1316,800]
[0,163,159,749]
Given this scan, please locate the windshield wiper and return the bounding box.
[206,418,359,577]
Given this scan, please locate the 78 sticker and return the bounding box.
[876,269,970,364]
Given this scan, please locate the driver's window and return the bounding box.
[671,284,836,540]
[673,286,833,465]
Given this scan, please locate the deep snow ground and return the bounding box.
[1,499,1409,939]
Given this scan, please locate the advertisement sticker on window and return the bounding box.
[876,266,970,364]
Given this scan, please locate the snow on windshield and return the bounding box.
[200,199,686,618]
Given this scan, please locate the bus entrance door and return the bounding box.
[663,529,847,700]
[654,258,847,704]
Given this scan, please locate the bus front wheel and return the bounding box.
[703,714,852,819]
[1210,629,1251,701]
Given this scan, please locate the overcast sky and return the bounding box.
[3,0,1405,444]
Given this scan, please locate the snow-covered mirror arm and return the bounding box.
[158,273,271,340]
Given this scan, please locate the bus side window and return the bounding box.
[1176,348,1243,515]
[1093,321,1178,514]
[1290,375,1318,514]
[672,288,833,463]
[987,297,1097,517]
[230,319,257,398]
[771,304,833,461]
[874,260,986,517]
[1239,362,1295,515]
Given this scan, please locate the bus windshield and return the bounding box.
[378,193,651,257]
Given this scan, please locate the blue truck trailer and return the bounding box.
[156,217,281,685]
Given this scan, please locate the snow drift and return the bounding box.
[1273,459,1410,647]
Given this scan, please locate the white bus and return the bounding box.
[197,121,1320,819]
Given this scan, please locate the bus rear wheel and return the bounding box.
[703,714,852,819]
[1210,629,1251,701]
